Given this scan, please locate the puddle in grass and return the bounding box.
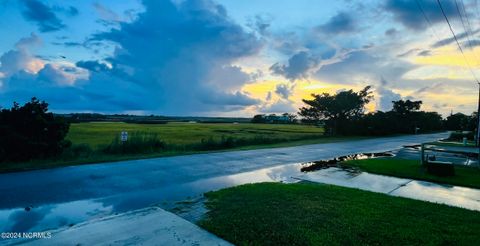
[1,150,479,238]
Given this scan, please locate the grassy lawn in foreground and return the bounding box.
[200,182,480,246]
[342,158,480,189]
[1,122,371,173]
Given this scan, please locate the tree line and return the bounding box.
[255,86,476,137]
[1,92,476,164]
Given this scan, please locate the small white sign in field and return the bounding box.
[121,131,128,142]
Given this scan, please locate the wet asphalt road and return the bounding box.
[0,132,448,210]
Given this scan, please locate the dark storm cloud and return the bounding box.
[20,0,65,32]
[270,51,319,81]
[316,11,357,34]
[314,50,416,85]
[75,60,110,72]
[383,0,457,31]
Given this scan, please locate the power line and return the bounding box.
[475,0,480,27]
[436,0,480,83]
[455,0,480,64]
[459,0,474,36]
[415,0,475,73]
[414,0,442,41]
[415,0,475,75]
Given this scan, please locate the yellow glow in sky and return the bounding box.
[415,46,480,68]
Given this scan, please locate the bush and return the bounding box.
[61,144,94,159]
[448,131,474,141]
[0,98,70,162]
[192,135,321,151]
[103,131,166,154]
[193,136,236,151]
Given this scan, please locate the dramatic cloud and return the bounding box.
[316,11,357,34]
[271,51,319,81]
[0,33,43,79]
[0,34,87,99]
[75,60,110,72]
[2,0,478,116]
[383,0,457,31]
[2,0,262,114]
[37,64,79,86]
[20,0,65,32]
[315,50,416,85]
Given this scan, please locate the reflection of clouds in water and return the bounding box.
[299,167,480,212]
[6,206,54,232]
[1,200,114,233]
[266,164,301,182]
[3,161,478,234]
[392,181,480,211]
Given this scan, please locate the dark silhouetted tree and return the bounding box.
[0,98,71,162]
[392,100,422,115]
[445,113,470,131]
[299,86,373,134]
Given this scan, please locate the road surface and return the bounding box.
[0,132,448,234]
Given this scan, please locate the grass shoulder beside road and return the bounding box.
[1,122,371,173]
[342,158,480,189]
[199,182,480,246]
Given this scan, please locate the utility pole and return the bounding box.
[477,83,480,149]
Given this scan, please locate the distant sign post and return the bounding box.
[121,131,128,142]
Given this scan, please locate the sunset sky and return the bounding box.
[1,0,480,116]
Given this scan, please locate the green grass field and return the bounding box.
[342,158,480,189]
[2,122,371,173]
[67,122,326,148]
[200,182,480,245]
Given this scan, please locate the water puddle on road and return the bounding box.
[1,152,479,236]
[300,152,395,172]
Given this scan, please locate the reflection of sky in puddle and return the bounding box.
[1,162,479,235]
[0,164,302,234]
[298,167,480,211]
[391,181,480,211]
[301,169,410,194]
[0,200,113,234]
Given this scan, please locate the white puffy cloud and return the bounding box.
[376,78,401,111]
[0,33,43,77]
